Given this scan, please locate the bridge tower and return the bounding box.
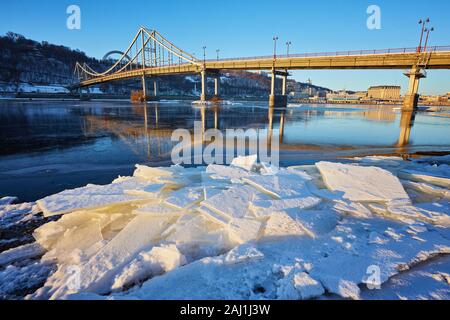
[403,66,426,111]
[141,29,148,101]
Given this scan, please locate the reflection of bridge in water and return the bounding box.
[83,104,419,160]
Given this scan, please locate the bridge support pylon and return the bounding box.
[153,80,159,98]
[403,66,426,111]
[141,74,148,101]
[200,70,207,102]
[269,68,288,108]
[214,76,220,98]
[397,110,416,147]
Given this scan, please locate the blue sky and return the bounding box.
[1,0,449,94]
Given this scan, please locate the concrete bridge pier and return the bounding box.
[403,66,426,111]
[397,110,416,147]
[153,79,159,98]
[139,75,160,102]
[200,70,207,102]
[214,76,220,99]
[282,73,287,96]
[78,88,91,101]
[269,68,288,108]
[141,74,148,101]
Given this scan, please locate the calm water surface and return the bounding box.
[0,99,449,201]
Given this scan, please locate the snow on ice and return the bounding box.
[1,154,450,300]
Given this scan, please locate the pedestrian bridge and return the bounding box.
[73,27,450,109]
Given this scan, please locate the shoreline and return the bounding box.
[0,96,450,111]
[1,95,450,107]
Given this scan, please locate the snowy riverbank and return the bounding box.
[1,155,450,300]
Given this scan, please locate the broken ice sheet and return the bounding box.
[133,165,176,182]
[262,212,312,238]
[369,201,450,227]
[133,203,183,217]
[295,210,340,237]
[0,197,17,206]
[0,243,45,266]
[197,206,230,225]
[387,204,450,227]
[34,214,176,299]
[111,244,186,292]
[206,164,253,182]
[165,214,235,260]
[163,187,204,210]
[333,200,372,219]
[316,162,410,203]
[242,171,311,199]
[223,244,264,265]
[403,180,450,200]
[250,196,321,218]
[36,178,154,217]
[42,219,104,264]
[124,183,167,198]
[0,201,39,223]
[228,218,263,244]
[399,170,450,188]
[201,185,269,219]
[230,154,258,172]
[259,162,280,176]
[277,271,325,300]
[369,204,416,225]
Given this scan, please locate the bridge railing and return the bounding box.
[209,45,450,62]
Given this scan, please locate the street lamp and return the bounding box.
[417,18,430,53]
[203,46,206,63]
[286,41,292,57]
[216,49,220,61]
[273,36,279,60]
[423,27,435,52]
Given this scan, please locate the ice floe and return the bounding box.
[36,179,153,217]
[231,154,258,172]
[316,162,410,203]
[111,244,186,292]
[201,185,269,219]
[399,170,450,188]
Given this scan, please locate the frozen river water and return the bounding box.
[0,99,449,202]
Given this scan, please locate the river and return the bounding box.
[1,99,449,201]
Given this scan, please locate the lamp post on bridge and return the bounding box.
[286,41,292,57]
[417,18,430,53]
[423,27,434,53]
[201,46,207,102]
[273,36,279,62]
[216,49,220,61]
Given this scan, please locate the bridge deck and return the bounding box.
[77,50,450,88]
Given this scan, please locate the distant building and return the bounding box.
[368,86,401,101]
[420,93,450,105]
[289,92,310,99]
[326,90,361,102]
[354,91,368,99]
